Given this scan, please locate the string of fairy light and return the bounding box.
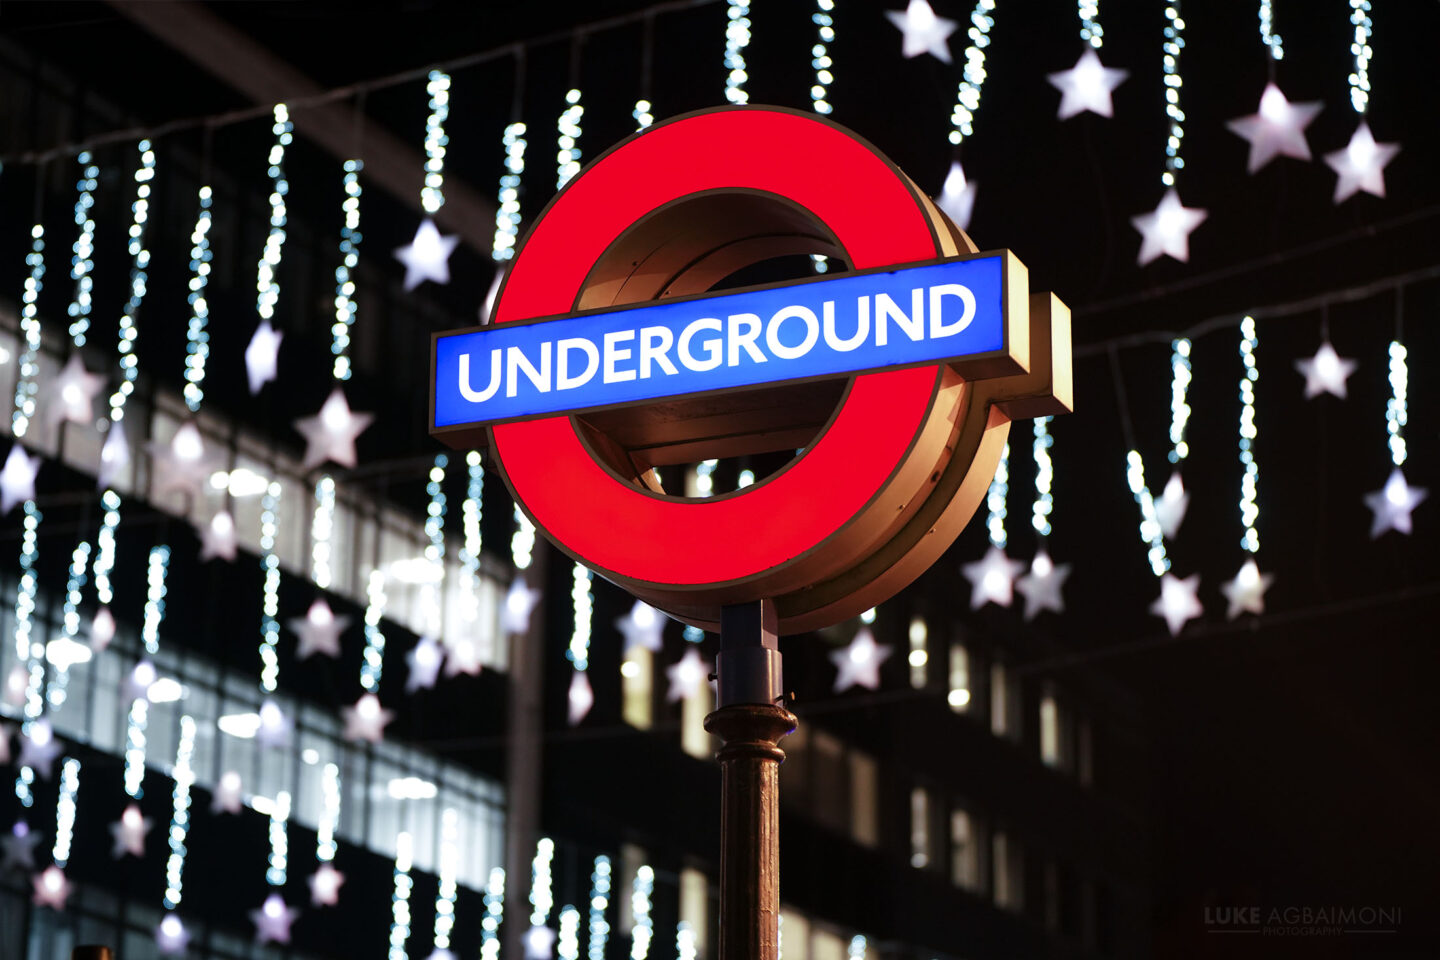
[1078,0,1102,46]
[390,832,416,959]
[11,504,41,807]
[332,160,363,380]
[1161,1,1187,187]
[480,868,505,960]
[810,1,833,272]
[589,856,612,960]
[1386,340,1408,469]
[45,542,90,713]
[949,1,997,146]
[52,757,81,868]
[985,444,1010,549]
[255,104,294,335]
[557,89,584,190]
[161,716,197,917]
[423,71,451,214]
[11,222,45,436]
[259,482,283,696]
[430,808,461,956]
[181,185,213,411]
[1259,0,1283,60]
[311,476,337,588]
[423,453,449,638]
[1348,0,1371,115]
[361,568,388,693]
[723,0,752,104]
[629,865,655,960]
[65,153,98,347]
[460,451,485,629]
[559,906,582,960]
[568,561,594,719]
[493,122,526,261]
[1238,318,1261,553]
[315,761,341,873]
[123,546,170,799]
[1032,418,1054,538]
[531,836,556,932]
[1125,342,1192,579]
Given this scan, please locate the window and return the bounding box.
[622,647,654,730]
[910,787,932,868]
[993,831,1024,911]
[849,751,878,848]
[1040,689,1061,768]
[681,675,715,759]
[680,867,709,960]
[947,643,970,712]
[989,660,1013,738]
[907,616,928,688]
[1077,718,1095,786]
[812,730,847,833]
[779,909,811,960]
[951,808,981,891]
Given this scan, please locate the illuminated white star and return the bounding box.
[525,924,557,960]
[1015,551,1072,620]
[1325,121,1400,203]
[341,693,394,743]
[885,0,957,63]
[568,670,595,725]
[17,720,60,779]
[503,577,542,635]
[245,319,284,394]
[32,865,71,910]
[1154,472,1189,540]
[1225,84,1322,173]
[829,627,893,692]
[1131,189,1208,265]
[308,863,345,907]
[442,634,485,677]
[44,353,105,429]
[1150,572,1203,635]
[212,770,244,814]
[961,546,1026,609]
[287,599,349,659]
[394,219,460,291]
[0,821,41,873]
[616,600,665,652]
[1047,49,1128,120]
[935,161,976,232]
[405,636,446,692]
[255,699,291,748]
[1363,468,1428,538]
[198,510,238,563]
[148,422,215,502]
[665,647,711,703]
[250,893,299,944]
[109,803,151,858]
[1220,558,1274,619]
[1,443,39,514]
[1294,342,1357,399]
[156,913,191,955]
[294,388,373,471]
[97,419,130,490]
[90,606,117,653]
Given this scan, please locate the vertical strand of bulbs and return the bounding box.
[45,542,92,712]
[361,569,388,693]
[389,832,416,960]
[259,482,283,695]
[1386,340,1407,469]
[12,223,46,437]
[1161,2,1187,187]
[12,502,42,807]
[423,454,449,639]
[810,1,835,273]
[1238,319,1261,553]
[589,856,612,960]
[1348,0,1372,115]
[493,123,527,260]
[1258,0,1283,60]
[949,1,997,146]
[66,153,99,348]
[254,104,293,333]
[332,160,363,380]
[629,865,654,960]
[162,716,197,911]
[481,868,505,960]
[182,186,213,411]
[557,90,584,190]
[424,72,451,214]
[985,444,1010,549]
[723,0,752,104]
[431,808,460,955]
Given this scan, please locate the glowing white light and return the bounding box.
[266,790,291,886]
[1347,0,1372,114]
[311,475,336,588]
[431,808,461,952]
[1160,1,1186,187]
[557,89,585,189]
[810,1,835,115]
[1126,452,1170,577]
[676,921,697,960]
[1259,0,1283,59]
[114,142,159,424]
[531,837,556,926]
[148,678,184,703]
[1169,338,1192,462]
[421,453,449,637]
[333,159,363,379]
[387,777,438,800]
[568,563,594,672]
[985,442,1009,548]
[52,758,81,868]
[182,187,214,412]
[589,856,612,960]
[162,716,196,909]
[849,935,867,960]
[361,569,388,692]
[460,451,485,628]
[633,100,654,130]
[259,482,282,693]
[218,713,262,739]
[630,865,655,960]
[44,637,92,671]
[12,224,46,438]
[559,906,581,960]
[1031,416,1055,535]
[253,104,293,342]
[390,832,416,960]
[423,71,451,213]
[947,0,997,146]
[948,688,972,708]
[512,506,537,569]
[66,153,99,348]
[1238,318,1261,552]
[1386,340,1408,466]
[494,123,528,260]
[481,868,506,960]
[724,1,752,104]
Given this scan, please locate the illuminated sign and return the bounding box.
[433,254,1014,429]
[430,107,1070,634]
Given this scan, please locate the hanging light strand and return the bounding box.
[259,482,282,693]
[1125,451,1169,577]
[66,152,99,348]
[724,0,753,104]
[559,906,582,960]
[984,443,1010,548]
[633,100,654,130]
[431,808,460,953]
[93,490,121,605]
[811,1,835,113]
[948,0,998,146]
[530,836,555,927]
[589,856,612,960]
[181,186,214,412]
[493,123,527,260]
[629,865,655,960]
[568,563,593,671]
[254,104,293,330]
[46,542,91,714]
[12,503,44,797]
[360,569,388,693]
[1161,1,1188,186]
[423,71,451,214]
[123,546,169,800]
[332,160,363,380]
[311,475,336,589]
[557,89,585,190]
[389,832,416,960]
[1239,317,1261,553]
[316,762,341,864]
[1259,0,1283,60]
[52,758,81,868]
[1078,0,1103,47]
[1348,0,1372,114]
[512,506,536,570]
[1032,418,1054,538]
[1169,338,1193,462]
[12,224,46,437]
[1386,340,1408,466]
[112,140,156,421]
[162,715,197,910]
[460,451,484,626]
[265,790,291,886]
[480,868,505,960]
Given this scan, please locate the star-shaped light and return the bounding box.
[250,893,299,944]
[198,510,238,562]
[568,670,595,725]
[341,693,394,743]
[294,388,373,471]
[405,636,445,692]
[1015,551,1072,620]
[148,422,215,502]
[524,924,558,960]
[32,865,71,910]
[1220,558,1275,619]
[98,419,130,490]
[3,665,27,708]
[18,720,60,779]
[961,546,1026,609]
[1131,188,1208,265]
[829,627,893,693]
[1225,84,1322,173]
[394,219,460,291]
[287,599,350,659]
[110,803,152,858]
[156,913,191,955]
[885,0,957,62]
[1154,472,1189,540]
[1294,342,1357,399]
[442,634,485,677]
[1149,572,1203,635]
[665,648,711,703]
[212,770,244,814]
[935,161,976,232]
[45,353,105,428]
[90,606,117,653]
[1,443,39,514]
[308,863,346,907]
[1,821,41,873]
[1325,121,1400,203]
[1047,49,1128,120]
[1363,468,1428,538]
[245,319,284,394]
[256,699,291,748]
[616,600,665,652]
[503,577,541,635]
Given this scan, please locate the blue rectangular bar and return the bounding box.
[433,253,1011,430]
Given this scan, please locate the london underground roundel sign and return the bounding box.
[431,107,1070,634]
